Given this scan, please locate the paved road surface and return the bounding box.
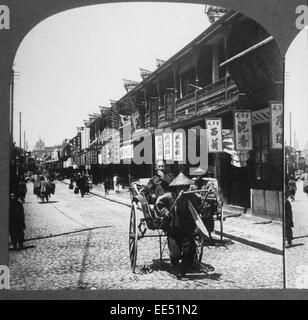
[9,181,283,289]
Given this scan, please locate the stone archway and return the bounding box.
[0,0,304,265]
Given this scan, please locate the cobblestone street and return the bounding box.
[286,180,308,288]
[9,181,283,289]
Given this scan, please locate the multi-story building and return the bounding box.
[62,9,283,218]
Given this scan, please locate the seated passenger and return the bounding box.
[144,160,174,204]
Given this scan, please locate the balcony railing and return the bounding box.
[159,106,165,122]
[175,77,239,119]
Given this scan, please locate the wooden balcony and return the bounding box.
[158,106,165,122]
[175,77,239,119]
[144,114,150,128]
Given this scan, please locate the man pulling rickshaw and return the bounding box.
[129,161,224,277]
[155,172,202,276]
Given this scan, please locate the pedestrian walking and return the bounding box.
[113,175,118,194]
[288,177,297,200]
[18,177,27,203]
[285,190,295,247]
[76,173,86,197]
[38,175,50,202]
[9,191,26,250]
[104,177,111,195]
[33,174,40,197]
[69,177,74,190]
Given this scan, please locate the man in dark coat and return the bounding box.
[76,173,86,197]
[285,190,295,246]
[155,172,201,277]
[9,192,26,250]
[104,177,111,195]
[18,178,27,203]
[145,160,174,204]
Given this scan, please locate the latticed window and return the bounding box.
[164,93,175,121]
[149,99,159,127]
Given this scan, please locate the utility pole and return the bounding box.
[24,131,26,150]
[10,69,14,147]
[19,111,22,148]
[289,111,292,148]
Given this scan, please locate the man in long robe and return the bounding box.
[155,173,201,277]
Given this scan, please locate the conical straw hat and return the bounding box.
[169,172,192,187]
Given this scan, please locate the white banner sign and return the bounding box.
[163,132,173,160]
[113,141,120,164]
[173,132,184,161]
[155,135,164,161]
[206,118,223,152]
[234,111,252,151]
[121,145,133,160]
[270,102,283,149]
[106,143,114,164]
[98,153,103,165]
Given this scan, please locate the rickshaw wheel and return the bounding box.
[129,202,138,273]
[193,236,204,269]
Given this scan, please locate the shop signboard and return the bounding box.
[113,141,120,164]
[98,153,103,165]
[234,111,253,151]
[270,101,283,149]
[106,143,114,164]
[163,132,173,160]
[155,134,164,161]
[173,131,184,162]
[101,145,107,164]
[206,118,223,152]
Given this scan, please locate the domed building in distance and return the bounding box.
[32,135,58,161]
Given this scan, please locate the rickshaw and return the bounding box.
[128,176,224,273]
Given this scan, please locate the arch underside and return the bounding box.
[0,0,304,265]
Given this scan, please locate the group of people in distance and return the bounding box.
[143,160,220,278]
[69,172,92,197]
[103,175,122,195]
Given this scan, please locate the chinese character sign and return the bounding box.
[234,111,252,151]
[155,135,164,161]
[84,128,90,149]
[173,132,184,162]
[101,145,107,164]
[206,118,223,152]
[270,102,283,149]
[163,132,173,160]
[106,143,114,164]
[122,145,133,159]
[113,141,120,164]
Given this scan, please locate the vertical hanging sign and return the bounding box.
[270,101,283,149]
[206,118,223,152]
[173,131,184,161]
[163,132,173,160]
[101,145,106,164]
[106,143,114,164]
[234,111,253,151]
[155,132,164,161]
[113,140,120,164]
